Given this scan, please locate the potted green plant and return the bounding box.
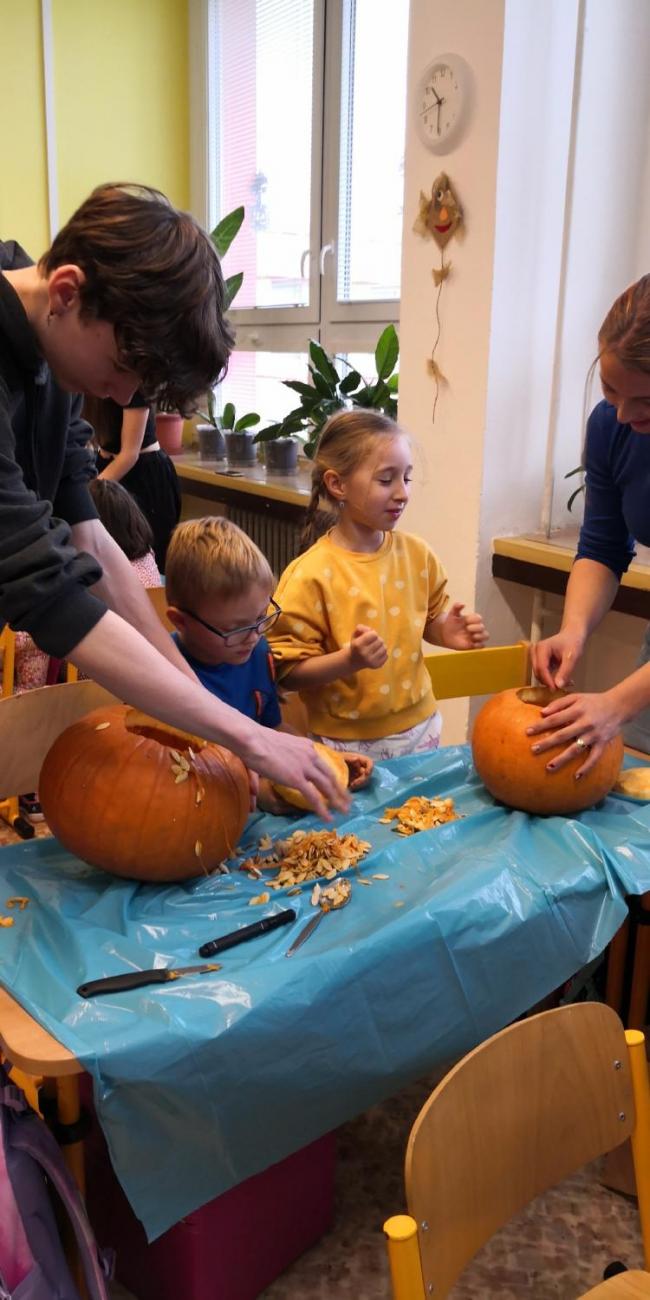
[216,402,261,465]
[158,207,247,457]
[253,324,399,461]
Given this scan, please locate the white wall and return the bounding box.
[399,0,507,740]
[399,0,650,742]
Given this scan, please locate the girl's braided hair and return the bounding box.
[299,408,403,552]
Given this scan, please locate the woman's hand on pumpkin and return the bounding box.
[525,689,625,777]
[531,628,585,689]
[247,730,350,820]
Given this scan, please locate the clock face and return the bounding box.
[417,56,471,153]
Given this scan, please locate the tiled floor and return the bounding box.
[2,818,645,1298]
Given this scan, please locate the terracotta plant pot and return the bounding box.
[155,412,184,456]
[39,705,250,880]
[471,686,624,815]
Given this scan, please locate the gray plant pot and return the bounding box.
[265,437,299,475]
[197,424,226,461]
[224,430,257,466]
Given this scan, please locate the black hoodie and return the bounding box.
[0,239,106,657]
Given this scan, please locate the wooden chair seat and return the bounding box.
[582,1274,650,1297]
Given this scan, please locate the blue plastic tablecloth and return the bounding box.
[0,745,649,1240]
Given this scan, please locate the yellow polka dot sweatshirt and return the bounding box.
[270,531,449,740]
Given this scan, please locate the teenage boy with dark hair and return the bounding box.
[0,182,345,817]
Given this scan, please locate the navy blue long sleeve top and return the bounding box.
[575,399,650,580]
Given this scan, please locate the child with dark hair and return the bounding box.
[88,478,161,587]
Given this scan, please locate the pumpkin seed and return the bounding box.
[174,770,189,784]
[249,891,270,906]
[94,722,111,731]
[372,873,390,880]
[195,840,203,858]
[170,749,182,763]
[195,787,204,806]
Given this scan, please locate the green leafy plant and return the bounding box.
[205,400,260,436]
[565,464,585,512]
[210,206,245,310]
[200,208,261,431]
[254,324,400,458]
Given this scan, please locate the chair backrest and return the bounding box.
[0,680,117,798]
[405,1003,641,1297]
[146,584,174,631]
[424,641,531,701]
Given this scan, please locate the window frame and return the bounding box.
[189,0,401,355]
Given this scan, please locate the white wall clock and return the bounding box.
[416,53,473,154]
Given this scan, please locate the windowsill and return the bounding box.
[173,452,311,509]
[493,528,650,618]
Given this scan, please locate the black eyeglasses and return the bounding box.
[179,598,282,648]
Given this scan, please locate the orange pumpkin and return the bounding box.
[39,705,250,881]
[471,686,624,815]
[273,742,350,811]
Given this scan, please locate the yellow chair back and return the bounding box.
[424,641,531,700]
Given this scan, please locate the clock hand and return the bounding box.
[419,95,445,119]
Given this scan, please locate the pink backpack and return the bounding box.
[0,1063,111,1299]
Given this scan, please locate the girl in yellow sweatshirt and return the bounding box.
[269,410,487,759]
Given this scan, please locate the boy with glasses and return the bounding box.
[165,517,283,732]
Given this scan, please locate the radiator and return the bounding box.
[227,505,302,576]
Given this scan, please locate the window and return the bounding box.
[192,0,409,419]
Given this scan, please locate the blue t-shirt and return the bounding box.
[173,634,281,728]
[575,399,650,579]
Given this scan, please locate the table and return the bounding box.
[1,745,649,1241]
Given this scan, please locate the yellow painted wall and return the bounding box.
[53,0,189,222]
[0,0,50,257]
[0,0,189,256]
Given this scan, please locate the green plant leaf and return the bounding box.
[223,272,244,310]
[211,207,245,257]
[222,402,236,430]
[283,379,319,400]
[234,412,260,431]
[375,324,399,380]
[207,389,217,425]
[253,423,282,443]
[309,339,339,387]
[310,368,337,399]
[567,485,585,512]
[564,464,585,479]
[339,369,362,395]
[386,373,399,393]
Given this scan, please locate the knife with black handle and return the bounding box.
[77,963,221,999]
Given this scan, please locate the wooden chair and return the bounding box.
[384,1002,650,1299]
[0,677,117,1195]
[0,627,78,837]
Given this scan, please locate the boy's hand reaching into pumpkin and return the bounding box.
[346,625,388,672]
